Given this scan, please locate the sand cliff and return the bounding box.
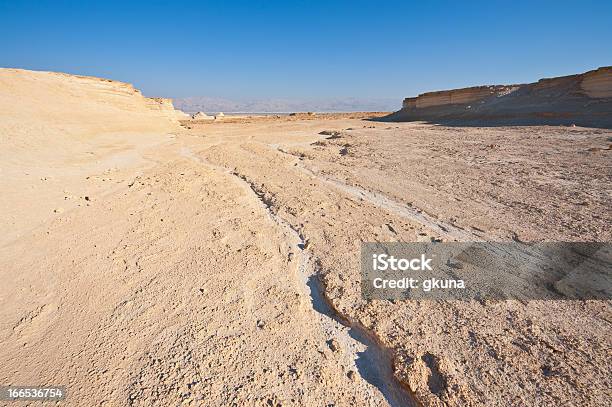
[0,68,186,244]
[581,66,612,98]
[390,66,612,128]
[0,68,185,143]
[403,85,513,109]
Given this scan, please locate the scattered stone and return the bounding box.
[302,240,311,250]
[446,259,463,269]
[511,231,523,243]
[416,234,433,242]
[288,365,299,377]
[328,338,341,353]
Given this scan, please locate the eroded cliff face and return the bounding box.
[581,67,612,98]
[403,85,513,109]
[0,68,186,141]
[146,97,191,120]
[393,67,612,128]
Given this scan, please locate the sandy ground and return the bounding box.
[1,114,611,406]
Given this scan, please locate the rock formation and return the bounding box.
[390,66,612,128]
[403,85,513,109]
[0,68,187,141]
[192,111,214,120]
[581,67,612,98]
[146,97,190,120]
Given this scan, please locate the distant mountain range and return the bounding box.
[173,96,399,113]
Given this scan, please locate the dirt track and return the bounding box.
[1,116,611,406]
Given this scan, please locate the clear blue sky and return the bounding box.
[1,0,610,99]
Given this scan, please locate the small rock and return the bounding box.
[447,259,463,269]
[511,232,523,243]
[347,370,356,381]
[328,338,341,353]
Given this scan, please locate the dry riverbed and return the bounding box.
[1,116,610,406]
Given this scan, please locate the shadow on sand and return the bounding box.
[366,112,612,130]
[305,275,416,407]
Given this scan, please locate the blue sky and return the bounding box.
[1,0,610,99]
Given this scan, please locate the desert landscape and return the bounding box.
[0,66,610,406]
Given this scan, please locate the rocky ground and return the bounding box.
[1,114,610,406]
